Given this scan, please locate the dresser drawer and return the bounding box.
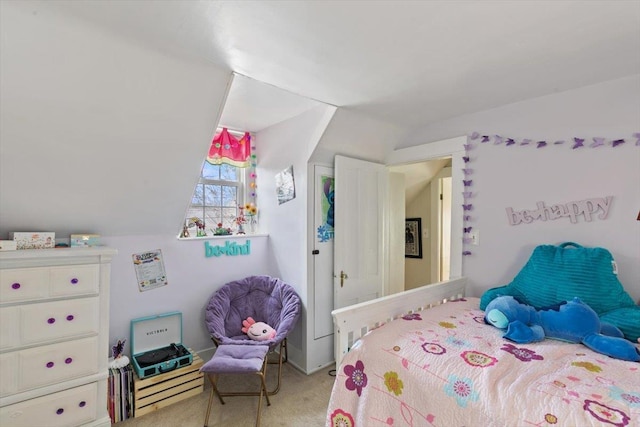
[0,265,99,304]
[0,336,99,397]
[50,265,99,297]
[0,268,49,303]
[0,382,97,427]
[0,297,100,351]
[0,306,19,350]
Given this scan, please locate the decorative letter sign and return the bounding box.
[506,196,613,225]
[205,240,251,257]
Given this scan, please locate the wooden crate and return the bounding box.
[133,349,204,418]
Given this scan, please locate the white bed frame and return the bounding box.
[332,277,467,364]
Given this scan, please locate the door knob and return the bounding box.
[340,270,348,287]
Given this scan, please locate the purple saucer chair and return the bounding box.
[202,276,301,426]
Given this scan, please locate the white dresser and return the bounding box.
[0,247,117,427]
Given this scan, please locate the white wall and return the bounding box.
[310,107,407,164]
[405,185,432,289]
[0,1,231,237]
[256,105,336,372]
[408,75,640,301]
[464,141,640,301]
[103,235,278,357]
[406,74,640,147]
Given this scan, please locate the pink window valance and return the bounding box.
[207,128,251,168]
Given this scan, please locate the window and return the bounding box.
[184,162,245,235]
[180,127,256,238]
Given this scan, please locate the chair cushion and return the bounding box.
[200,344,269,374]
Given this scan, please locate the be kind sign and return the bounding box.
[506,196,612,225]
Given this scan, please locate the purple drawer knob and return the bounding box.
[66,315,74,321]
[70,278,79,284]
[79,401,86,407]
[46,361,54,368]
[47,318,56,324]
[65,357,73,364]
[56,408,64,415]
[11,283,20,290]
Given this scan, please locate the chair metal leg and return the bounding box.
[208,373,225,404]
[266,339,286,396]
[204,356,272,427]
[255,358,270,427]
[204,374,225,427]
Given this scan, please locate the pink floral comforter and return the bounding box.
[326,298,639,427]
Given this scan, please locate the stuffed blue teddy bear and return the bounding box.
[484,295,640,362]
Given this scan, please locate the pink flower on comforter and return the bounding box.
[330,408,355,427]
[344,360,368,396]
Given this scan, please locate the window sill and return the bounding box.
[177,233,268,241]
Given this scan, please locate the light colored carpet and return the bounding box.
[116,363,336,427]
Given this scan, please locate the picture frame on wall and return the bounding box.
[275,165,296,205]
[405,218,422,258]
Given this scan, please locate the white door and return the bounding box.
[333,155,387,310]
[388,171,405,295]
[440,175,452,281]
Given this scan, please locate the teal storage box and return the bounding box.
[130,311,192,379]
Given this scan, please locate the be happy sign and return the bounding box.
[506,196,613,225]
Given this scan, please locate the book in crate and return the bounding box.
[108,363,134,423]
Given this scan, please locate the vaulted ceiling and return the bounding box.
[1,1,638,237]
[45,0,640,135]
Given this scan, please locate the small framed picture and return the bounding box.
[275,165,296,205]
[405,218,422,258]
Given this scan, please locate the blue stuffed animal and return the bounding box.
[484,296,640,362]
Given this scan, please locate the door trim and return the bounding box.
[385,136,466,280]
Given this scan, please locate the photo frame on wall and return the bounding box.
[275,165,296,205]
[405,218,422,258]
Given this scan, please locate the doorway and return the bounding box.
[389,158,452,291]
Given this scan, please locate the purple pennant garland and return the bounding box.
[536,141,547,148]
[462,204,473,211]
[590,137,605,148]
[505,138,516,146]
[612,139,625,147]
[572,138,585,149]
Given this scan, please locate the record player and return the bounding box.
[130,311,193,379]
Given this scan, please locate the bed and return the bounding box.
[327,278,639,427]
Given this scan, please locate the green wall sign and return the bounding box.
[205,240,251,257]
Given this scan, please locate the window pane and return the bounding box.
[203,208,221,229]
[220,164,238,181]
[221,186,237,207]
[204,184,221,206]
[221,208,237,229]
[202,162,220,179]
[191,184,204,205]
